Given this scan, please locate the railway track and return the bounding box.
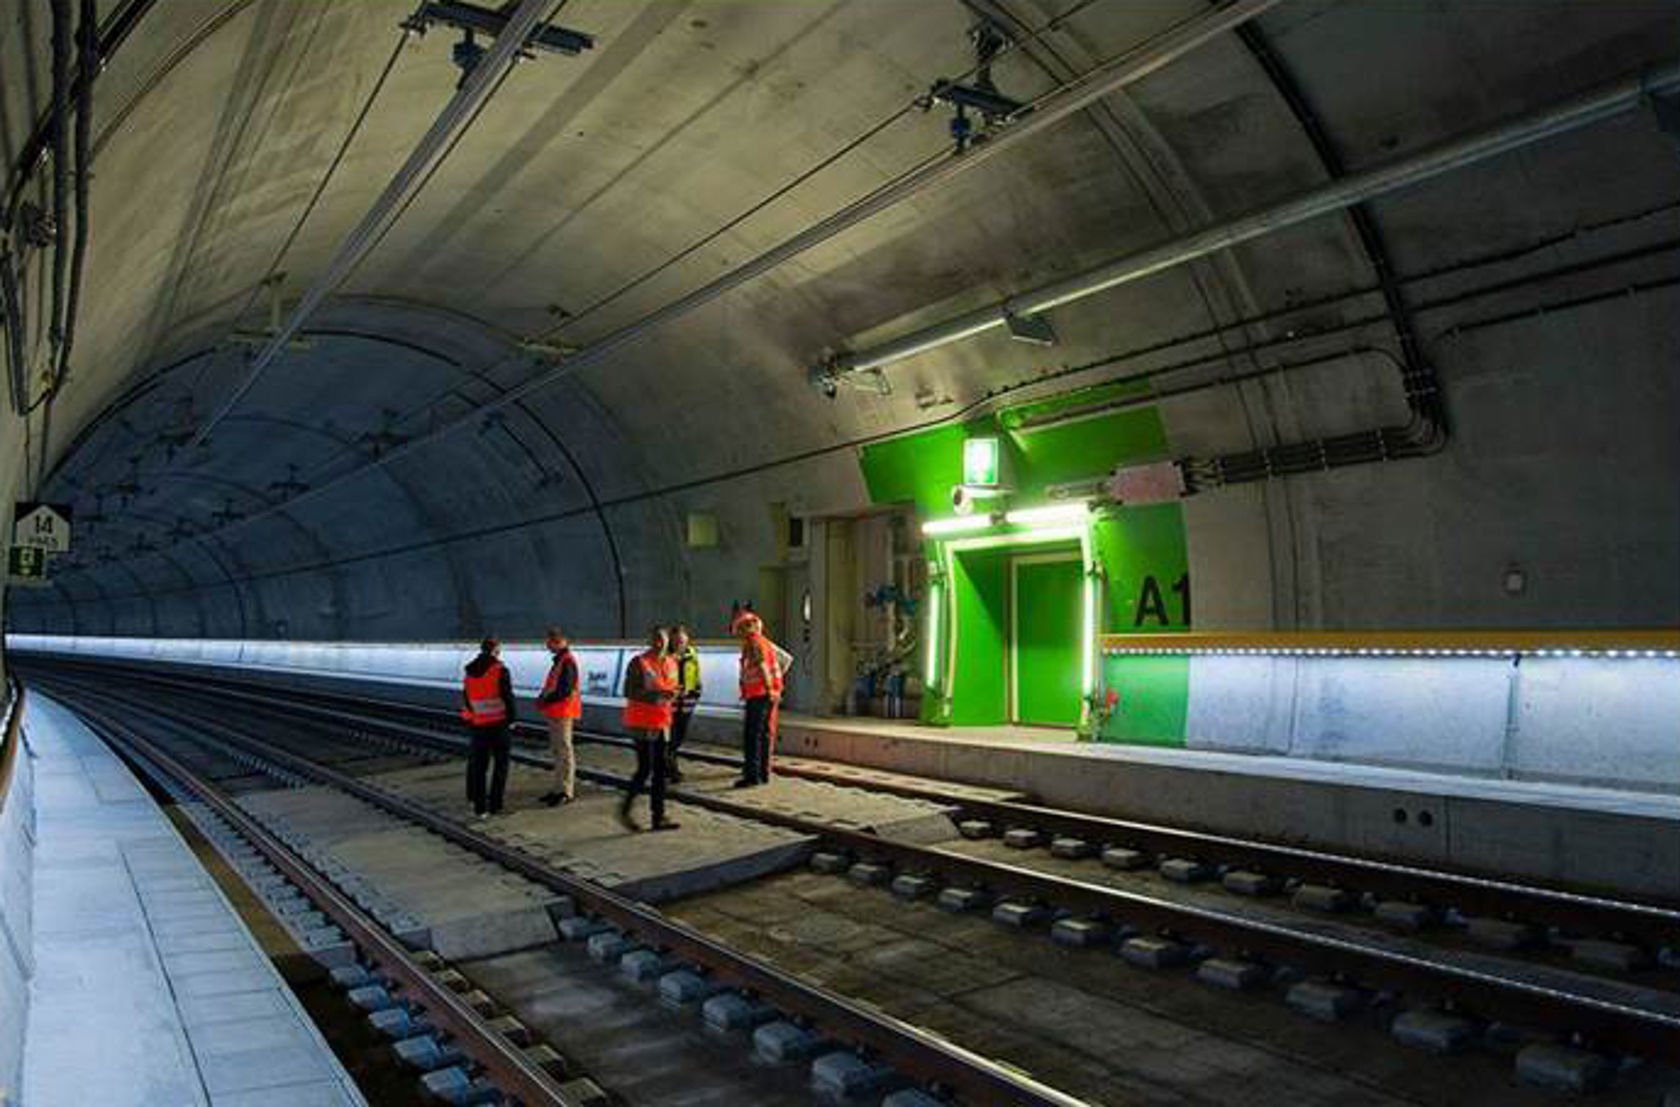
[33,671,1097,1107]
[46,658,1678,953]
[66,698,594,1107]
[24,661,1680,1099]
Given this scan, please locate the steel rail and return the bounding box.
[45,678,1095,1107]
[29,657,1680,947]
[767,768,1680,947]
[40,668,1680,1064]
[59,695,582,1106]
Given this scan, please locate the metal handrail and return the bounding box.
[0,676,25,819]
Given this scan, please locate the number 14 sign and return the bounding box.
[13,502,73,553]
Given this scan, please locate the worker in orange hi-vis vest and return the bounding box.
[459,637,517,819]
[619,625,681,831]
[732,611,785,787]
[537,626,581,807]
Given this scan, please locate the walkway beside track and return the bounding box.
[18,694,365,1107]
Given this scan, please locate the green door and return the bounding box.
[1012,554,1082,727]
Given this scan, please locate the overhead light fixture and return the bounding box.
[1004,502,1090,528]
[922,515,994,536]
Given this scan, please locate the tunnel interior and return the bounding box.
[1,0,1676,725]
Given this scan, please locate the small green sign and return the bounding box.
[8,545,47,582]
[962,437,1001,487]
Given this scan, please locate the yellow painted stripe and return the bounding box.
[1100,629,1680,652]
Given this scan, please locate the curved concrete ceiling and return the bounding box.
[4,0,1678,639]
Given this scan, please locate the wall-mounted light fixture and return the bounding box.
[922,515,994,537]
[1003,501,1090,528]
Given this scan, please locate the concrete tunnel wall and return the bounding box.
[2,3,1678,663]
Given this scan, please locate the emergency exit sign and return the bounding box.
[963,437,1001,487]
[7,545,48,585]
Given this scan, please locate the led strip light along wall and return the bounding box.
[1100,630,1680,659]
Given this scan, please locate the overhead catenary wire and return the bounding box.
[229,28,412,333]
[185,0,563,453]
[537,0,1276,341]
[41,0,1270,573]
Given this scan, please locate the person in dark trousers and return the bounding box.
[537,626,580,807]
[460,637,517,819]
[734,611,783,787]
[620,626,680,832]
[665,624,702,784]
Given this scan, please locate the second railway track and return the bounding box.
[24,660,1680,1104]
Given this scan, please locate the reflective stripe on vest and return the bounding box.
[621,653,675,731]
[540,654,582,719]
[462,662,508,726]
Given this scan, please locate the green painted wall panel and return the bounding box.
[1014,557,1082,727]
[1010,409,1168,489]
[948,548,1009,725]
[859,424,969,514]
[1099,654,1189,745]
[1093,505,1190,633]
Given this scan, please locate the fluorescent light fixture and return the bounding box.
[1004,502,1090,528]
[1080,571,1098,698]
[924,580,943,689]
[922,515,994,536]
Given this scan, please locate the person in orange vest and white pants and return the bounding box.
[537,626,581,807]
[734,612,784,788]
[460,637,517,819]
[619,626,681,831]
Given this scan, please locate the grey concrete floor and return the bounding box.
[20,695,364,1107]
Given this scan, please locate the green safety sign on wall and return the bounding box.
[962,437,1001,487]
[7,545,49,586]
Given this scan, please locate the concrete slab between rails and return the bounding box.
[583,742,964,845]
[775,716,1680,900]
[16,694,367,1107]
[235,785,560,960]
[293,760,818,908]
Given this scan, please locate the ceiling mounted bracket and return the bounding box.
[402,2,594,58]
[229,273,313,352]
[809,353,892,399]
